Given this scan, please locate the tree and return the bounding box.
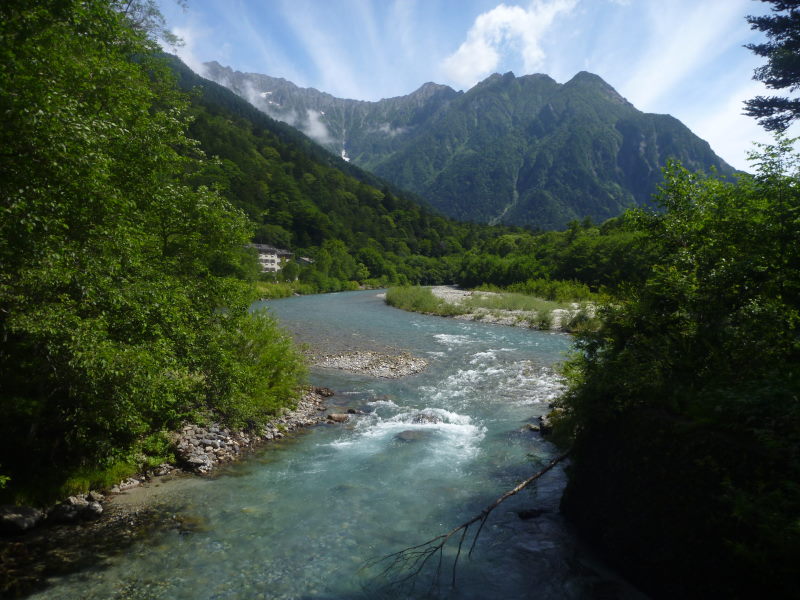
[745,1,800,130]
[556,139,800,597]
[0,0,305,500]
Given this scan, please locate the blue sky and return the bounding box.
[157,0,792,171]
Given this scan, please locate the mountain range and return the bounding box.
[202,62,735,229]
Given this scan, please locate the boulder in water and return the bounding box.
[395,430,432,442]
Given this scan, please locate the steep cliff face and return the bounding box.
[205,63,735,229]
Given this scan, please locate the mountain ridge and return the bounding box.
[202,62,735,229]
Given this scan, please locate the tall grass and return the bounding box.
[463,292,562,313]
[478,278,596,302]
[385,286,465,316]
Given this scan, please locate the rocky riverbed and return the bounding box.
[312,350,428,378]
[0,358,428,596]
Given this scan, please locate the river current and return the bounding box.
[32,290,645,599]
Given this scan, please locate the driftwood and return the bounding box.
[365,450,571,592]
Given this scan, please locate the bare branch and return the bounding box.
[364,450,571,591]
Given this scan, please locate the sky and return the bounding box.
[156,0,794,171]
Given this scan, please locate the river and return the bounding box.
[30,290,645,599]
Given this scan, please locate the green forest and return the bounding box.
[0,0,309,501]
[1,0,798,598]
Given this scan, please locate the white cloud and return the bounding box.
[302,109,334,145]
[441,0,577,89]
[166,24,209,77]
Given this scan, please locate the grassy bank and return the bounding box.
[386,285,601,332]
[385,286,466,316]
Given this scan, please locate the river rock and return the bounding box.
[395,430,431,442]
[327,413,349,423]
[118,478,141,491]
[538,408,563,434]
[0,505,44,534]
[170,387,329,474]
[84,501,103,519]
[313,351,428,378]
[47,496,98,524]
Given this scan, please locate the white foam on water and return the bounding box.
[419,360,565,409]
[366,398,398,408]
[469,350,497,364]
[388,406,473,426]
[327,407,485,463]
[433,333,476,348]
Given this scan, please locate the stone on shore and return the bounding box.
[172,386,330,474]
[46,495,103,524]
[0,505,44,534]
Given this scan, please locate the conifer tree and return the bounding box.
[745,0,800,130]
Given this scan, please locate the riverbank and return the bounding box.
[0,344,433,596]
[0,386,333,597]
[0,387,330,536]
[386,285,597,332]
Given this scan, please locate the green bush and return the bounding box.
[204,310,307,428]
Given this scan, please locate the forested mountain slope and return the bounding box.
[204,63,735,229]
[168,57,496,287]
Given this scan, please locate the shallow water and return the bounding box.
[31,290,645,599]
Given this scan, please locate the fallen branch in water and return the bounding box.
[364,450,571,592]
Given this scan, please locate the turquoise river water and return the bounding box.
[31,290,646,599]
